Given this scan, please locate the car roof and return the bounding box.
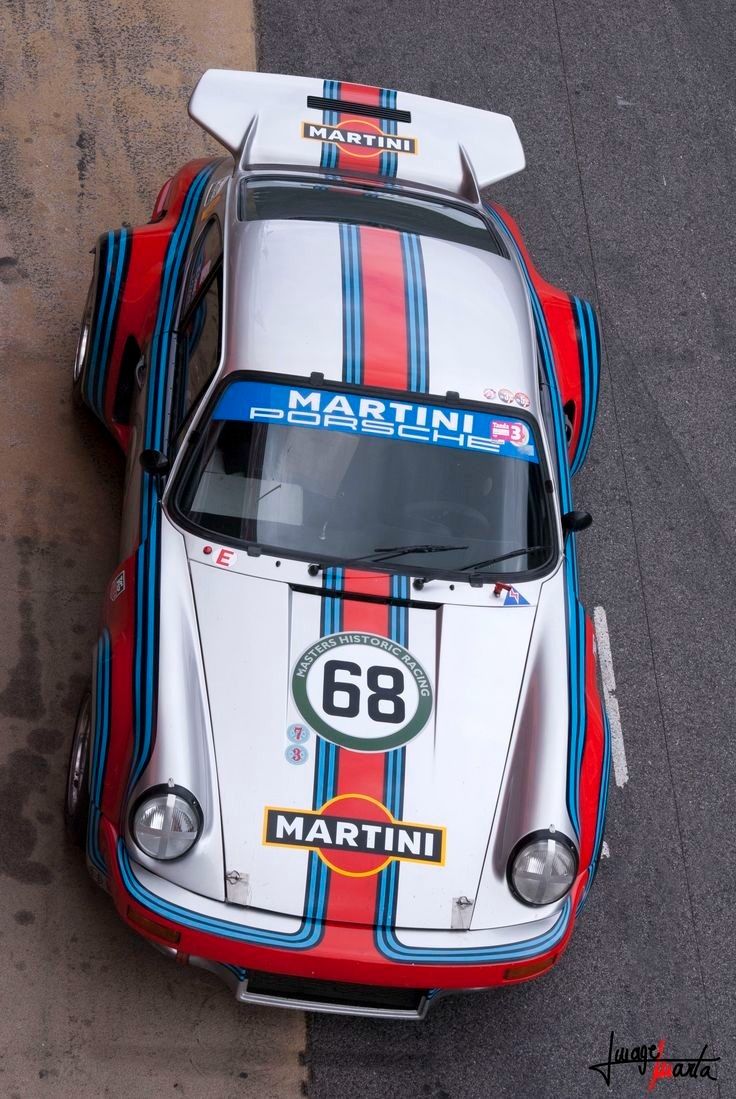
[220,175,539,414]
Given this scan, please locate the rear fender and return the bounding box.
[79,158,219,451]
[488,203,602,474]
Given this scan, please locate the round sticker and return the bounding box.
[291,632,433,752]
[514,391,530,409]
[498,388,514,404]
[287,722,311,744]
[285,744,309,766]
[483,387,497,401]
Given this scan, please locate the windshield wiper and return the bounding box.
[307,543,468,575]
[367,543,468,563]
[460,545,548,573]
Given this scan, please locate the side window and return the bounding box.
[173,219,223,433]
[539,374,562,487]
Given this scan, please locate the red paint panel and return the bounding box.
[102,158,214,451]
[103,817,576,989]
[359,226,409,390]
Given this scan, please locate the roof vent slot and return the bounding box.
[306,96,412,124]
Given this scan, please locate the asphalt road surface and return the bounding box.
[1,0,734,1097]
[253,2,734,1097]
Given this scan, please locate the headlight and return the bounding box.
[508,830,578,906]
[131,785,202,860]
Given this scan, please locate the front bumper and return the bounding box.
[98,819,580,1018]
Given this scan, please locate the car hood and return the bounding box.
[189,558,540,931]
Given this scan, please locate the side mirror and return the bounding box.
[562,510,593,534]
[140,449,170,477]
[140,449,170,496]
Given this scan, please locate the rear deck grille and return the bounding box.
[307,96,412,124]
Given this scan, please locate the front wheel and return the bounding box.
[64,691,91,846]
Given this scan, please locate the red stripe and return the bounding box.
[338,82,382,107]
[318,575,390,928]
[333,83,382,175]
[317,228,410,941]
[359,227,410,389]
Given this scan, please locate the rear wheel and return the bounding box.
[72,274,95,409]
[65,691,91,847]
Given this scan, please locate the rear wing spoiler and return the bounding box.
[189,70,524,201]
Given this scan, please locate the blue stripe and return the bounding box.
[577,710,612,914]
[569,296,601,476]
[320,79,340,169]
[376,885,571,963]
[87,630,111,874]
[121,562,337,947]
[95,229,128,416]
[339,224,363,385]
[379,88,399,178]
[85,232,115,415]
[128,165,216,797]
[400,233,429,392]
[483,203,589,839]
[120,841,326,947]
[483,205,572,513]
[222,963,247,982]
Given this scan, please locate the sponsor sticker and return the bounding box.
[285,744,309,766]
[287,722,311,744]
[504,586,530,607]
[301,119,418,159]
[213,547,237,568]
[498,388,514,404]
[514,391,531,409]
[490,419,530,447]
[110,570,125,602]
[291,631,433,752]
[263,793,445,877]
[214,381,540,464]
[483,387,497,401]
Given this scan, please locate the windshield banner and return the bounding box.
[214,381,539,463]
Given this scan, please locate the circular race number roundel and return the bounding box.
[291,632,433,752]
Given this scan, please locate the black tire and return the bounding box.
[72,268,96,410]
[65,691,92,847]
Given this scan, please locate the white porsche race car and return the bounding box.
[65,70,610,1019]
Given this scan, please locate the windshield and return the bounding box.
[176,380,556,579]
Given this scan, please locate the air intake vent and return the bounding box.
[307,95,412,124]
[246,970,427,1013]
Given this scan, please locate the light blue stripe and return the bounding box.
[131,166,215,793]
[484,203,588,838]
[120,842,324,947]
[483,205,571,512]
[86,231,115,412]
[376,896,571,963]
[95,230,128,415]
